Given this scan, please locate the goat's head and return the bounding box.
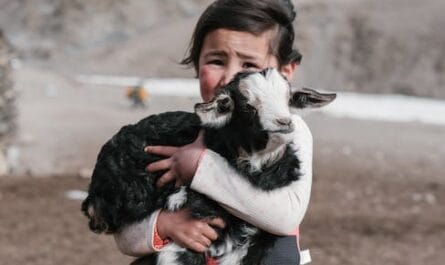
[195,68,336,152]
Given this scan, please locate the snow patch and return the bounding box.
[77,76,445,126]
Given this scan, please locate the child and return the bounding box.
[115,1,312,264]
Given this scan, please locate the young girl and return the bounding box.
[114,0,312,264]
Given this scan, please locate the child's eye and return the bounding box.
[208,60,224,66]
[243,62,259,70]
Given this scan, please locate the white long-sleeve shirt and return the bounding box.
[114,115,313,256]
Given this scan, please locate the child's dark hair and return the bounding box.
[181,0,302,71]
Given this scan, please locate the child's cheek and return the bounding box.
[199,66,220,102]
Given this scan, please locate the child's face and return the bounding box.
[198,28,295,102]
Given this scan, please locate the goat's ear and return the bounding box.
[194,94,234,128]
[290,87,336,109]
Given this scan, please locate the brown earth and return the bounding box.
[1,115,444,265]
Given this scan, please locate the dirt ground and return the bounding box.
[1,115,444,265]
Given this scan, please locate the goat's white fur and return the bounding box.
[166,186,188,211]
[239,69,293,136]
[209,236,235,257]
[218,242,250,265]
[157,244,186,265]
[237,144,288,172]
[235,69,296,171]
[209,225,258,258]
[196,92,233,128]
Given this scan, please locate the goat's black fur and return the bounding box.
[82,70,306,265]
[81,112,202,233]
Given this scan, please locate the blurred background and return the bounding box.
[0,0,444,264]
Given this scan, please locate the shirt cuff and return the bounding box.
[150,210,171,251]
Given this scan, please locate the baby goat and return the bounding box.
[82,68,335,265]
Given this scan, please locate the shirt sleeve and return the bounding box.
[114,209,168,256]
[190,115,313,235]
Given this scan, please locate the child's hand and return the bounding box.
[157,208,225,252]
[145,131,206,187]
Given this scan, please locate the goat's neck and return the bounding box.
[203,127,268,163]
[204,125,292,172]
[237,144,287,173]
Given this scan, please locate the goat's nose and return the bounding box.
[275,117,292,127]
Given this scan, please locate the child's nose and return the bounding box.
[219,65,241,87]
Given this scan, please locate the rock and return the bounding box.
[64,190,88,201]
[6,145,20,173]
[425,193,437,205]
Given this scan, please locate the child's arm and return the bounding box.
[114,115,312,255]
[114,208,224,256]
[190,115,312,235]
[113,210,159,256]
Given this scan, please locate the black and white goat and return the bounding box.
[82,68,335,265]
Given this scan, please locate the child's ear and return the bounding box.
[280,62,298,81]
[290,87,337,109]
[194,94,234,128]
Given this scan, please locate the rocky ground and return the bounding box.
[1,113,444,265]
[1,65,445,264]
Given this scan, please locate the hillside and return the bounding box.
[0,0,443,98]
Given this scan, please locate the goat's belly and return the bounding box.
[157,244,186,265]
[217,243,250,265]
[209,225,258,265]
